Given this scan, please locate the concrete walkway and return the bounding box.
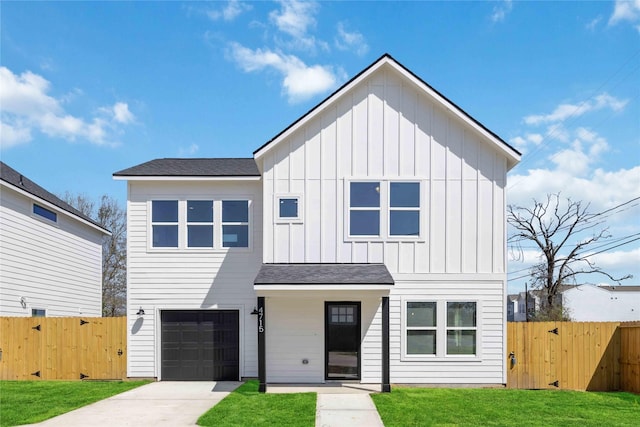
[268,383,385,427]
[22,381,242,427]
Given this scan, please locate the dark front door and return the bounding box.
[325,302,361,380]
[161,310,239,381]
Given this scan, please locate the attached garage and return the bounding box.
[161,310,239,381]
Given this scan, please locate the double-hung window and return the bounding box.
[150,199,250,249]
[222,200,249,248]
[187,200,213,248]
[406,302,437,355]
[446,302,477,355]
[349,182,380,236]
[152,200,178,248]
[348,181,421,239]
[403,300,478,358]
[389,182,420,236]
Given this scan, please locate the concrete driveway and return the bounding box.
[23,381,242,427]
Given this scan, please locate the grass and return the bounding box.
[197,380,316,427]
[0,380,149,427]
[371,387,640,426]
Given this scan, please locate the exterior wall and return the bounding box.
[258,64,509,384]
[0,185,103,317]
[390,279,505,384]
[563,285,640,321]
[261,66,507,276]
[126,180,262,379]
[263,291,382,383]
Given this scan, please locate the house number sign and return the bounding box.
[258,306,265,333]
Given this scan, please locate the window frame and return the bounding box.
[148,198,252,252]
[151,200,180,248]
[274,194,303,223]
[345,179,424,241]
[221,199,250,248]
[405,301,437,356]
[186,200,214,248]
[31,308,46,317]
[32,203,58,223]
[445,301,478,356]
[401,298,481,361]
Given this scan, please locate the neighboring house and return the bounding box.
[114,54,521,390]
[507,286,575,321]
[562,285,640,322]
[506,291,538,322]
[0,162,110,317]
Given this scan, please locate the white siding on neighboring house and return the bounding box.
[125,180,262,379]
[563,285,640,322]
[0,185,103,317]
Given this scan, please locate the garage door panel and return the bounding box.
[161,310,239,381]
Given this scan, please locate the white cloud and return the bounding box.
[609,0,640,31]
[524,93,628,126]
[335,22,369,56]
[586,16,602,31]
[491,0,513,23]
[112,102,135,124]
[589,247,640,271]
[269,0,318,38]
[207,0,252,22]
[0,66,134,148]
[228,43,339,103]
[178,143,200,156]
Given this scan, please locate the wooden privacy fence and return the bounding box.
[507,321,640,392]
[0,317,126,380]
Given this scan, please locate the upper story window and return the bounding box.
[187,200,213,248]
[222,200,249,248]
[349,182,380,236]
[348,181,421,239]
[406,302,437,355]
[390,182,420,236]
[152,200,179,247]
[33,203,57,222]
[150,199,251,250]
[279,198,298,218]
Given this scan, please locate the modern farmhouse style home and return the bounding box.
[114,54,521,390]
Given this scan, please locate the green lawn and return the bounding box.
[0,380,149,427]
[371,387,640,426]
[197,380,316,427]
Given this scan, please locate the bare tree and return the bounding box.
[508,193,631,319]
[62,192,127,316]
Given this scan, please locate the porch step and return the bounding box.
[316,394,384,427]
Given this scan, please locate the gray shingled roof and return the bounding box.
[254,263,394,285]
[0,161,109,233]
[113,158,260,177]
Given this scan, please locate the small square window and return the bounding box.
[32,308,46,317]
[33,204,57,222]
[279,198,298,218]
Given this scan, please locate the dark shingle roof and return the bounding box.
[254,263,394,285]
[113,158,260,177]
[0,162,109,233]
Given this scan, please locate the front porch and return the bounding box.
[253,263,394,393]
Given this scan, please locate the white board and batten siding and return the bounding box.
[259,64,509,384]
[125,180,263,379]
[0,185,103,317]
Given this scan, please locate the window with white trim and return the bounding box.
[187,200,213,248]
[349,182,380,236]
[403,300,478,358]
[222,200,249,248]
[348,181,421,239]
[32,308,46,317]
[150,199,251,249]
[152,200,178,247]
[446,302,477,355]
[278,197,299,219]
[33,203,57,222]
[406,302,437,355]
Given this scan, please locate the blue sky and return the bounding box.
[1,1,639,293]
